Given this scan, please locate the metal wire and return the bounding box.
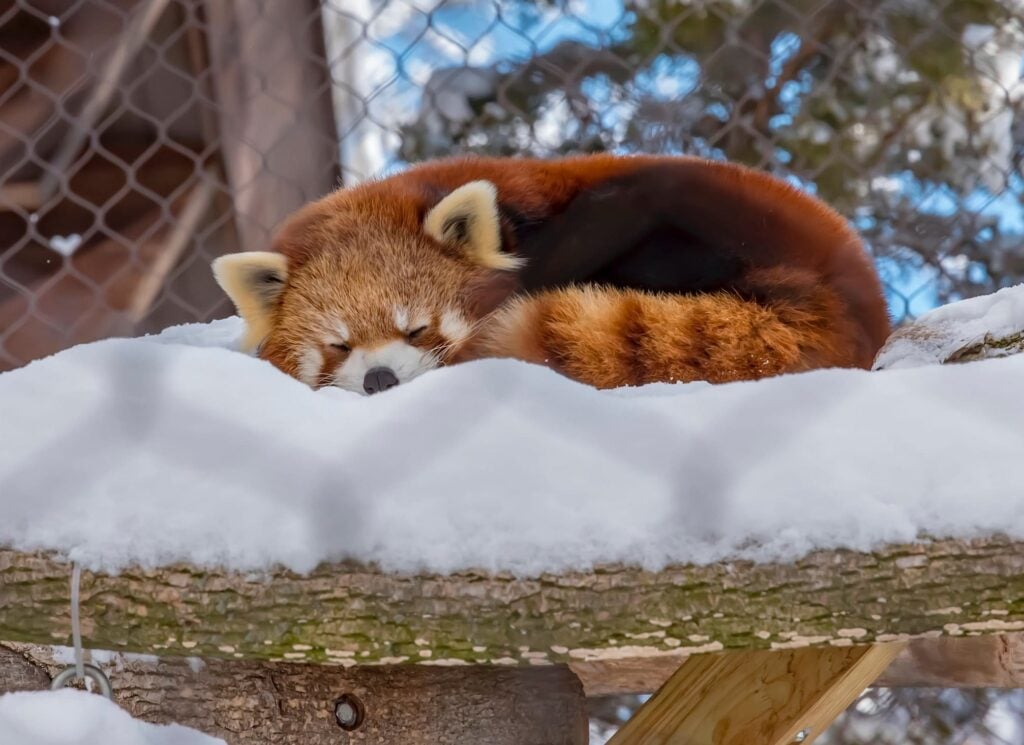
[1,3,1022,739]
[0,0,1021,371]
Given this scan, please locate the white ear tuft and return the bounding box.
[211,251,289,351]
[424,181,523,271]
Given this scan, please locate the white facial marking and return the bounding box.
[296,347,324,387]
[332,340,438,394]
[393,306,410,333]
[440,309,471,345]
[333,320,350,343]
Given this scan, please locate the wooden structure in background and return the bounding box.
[0,0,339,370]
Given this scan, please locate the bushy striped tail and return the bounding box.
[474,277,858,389]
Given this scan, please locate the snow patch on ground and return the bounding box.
[1,316,1023,575]
[0,689,223,745]
[875,284,1024,369]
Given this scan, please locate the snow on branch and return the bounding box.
[875,283,1024,369]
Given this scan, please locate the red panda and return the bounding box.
[212,154,891,393]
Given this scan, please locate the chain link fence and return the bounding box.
[2,0,1022,372]
[1,2,1023,740]
[589,688,1024,744]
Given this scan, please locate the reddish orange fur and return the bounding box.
[256,154,890,388]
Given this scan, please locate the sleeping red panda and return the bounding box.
[212,154,891,393]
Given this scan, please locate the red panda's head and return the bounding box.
[211,181,520,394]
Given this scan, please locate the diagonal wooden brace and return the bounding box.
[608,643,905,745]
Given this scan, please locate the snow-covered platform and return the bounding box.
[2,285,1024,745]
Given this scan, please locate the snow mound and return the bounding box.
[875,283,1024,369]
[1,317,1023,575]
[0,689,223,745]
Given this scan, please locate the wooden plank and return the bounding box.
[3,634,1022,723]
[608,643,904,745]
[1,643,589,745]
[573,633,1024,694]
[1,539,1022,677]
[879,633,1024,688]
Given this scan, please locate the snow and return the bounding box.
[875,283,1024,369]
[1,314,1024,576]
[49,645,203,674]
[48,234,82,257]
[50,647,158,669]
[0,690,223,745]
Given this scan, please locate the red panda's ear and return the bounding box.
[211,251,288,351]
[424,181,523,271]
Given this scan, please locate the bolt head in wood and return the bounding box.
[334,694,364,731]
[793,728,811,742]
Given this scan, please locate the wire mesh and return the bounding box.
[1,0,1022,371]
[1,2,1023,742]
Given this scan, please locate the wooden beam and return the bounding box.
[2,636,1019,744]
[1,539,1023,683]
[572,633,1024,695]
[201,0,339,250]
[879,633,1024,688]
[4,634,1023,722]
[1,643,588,745]
[608,644,904,745]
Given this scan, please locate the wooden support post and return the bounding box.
[202,0,339,250]
[608,643,905,745]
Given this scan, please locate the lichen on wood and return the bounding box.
[947,330,1024,363]
[2,538,1023,671]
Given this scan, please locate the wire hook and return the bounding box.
[49,562,114,700]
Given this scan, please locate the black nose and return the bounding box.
[363,367,399,395]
